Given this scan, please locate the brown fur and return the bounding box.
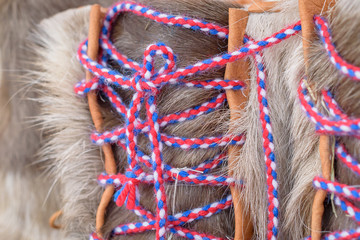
[32,0,305,238]
[307,0,360,234]
[284,0,360,238]
[2,0,360,239]
[32,1,240,239]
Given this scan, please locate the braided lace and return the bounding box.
[300,16,360,240]
[75,1,302,239]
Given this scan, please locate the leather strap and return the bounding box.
[248,1,280,13]
[86,5,116,237]
[299,1,336,239]
[225,8,254,240]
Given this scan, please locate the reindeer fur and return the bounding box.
[1,0,360,239]
[0,1,112,239]
[306,0,360,234]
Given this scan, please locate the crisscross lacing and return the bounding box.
[75,1,302,239]
[300,16,360,240]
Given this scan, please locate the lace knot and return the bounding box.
[131,42,177,94]
[114,177,140,209]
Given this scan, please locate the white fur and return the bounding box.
[0,1,111,239]
[231,1,314,238]
[2,0,358,239]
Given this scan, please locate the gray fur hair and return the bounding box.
[306,0,360,234]
[0,0,112,239]
[31,1,239,239]
[1,0,360,239]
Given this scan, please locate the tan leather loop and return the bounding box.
[225,8,253,240]
[86,5,115,237]
[299,1,336,239]
[49,210,63,229]
[248,1,280,13]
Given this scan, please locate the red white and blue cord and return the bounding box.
[315,16,360,81]
[300,16,360,240]
[254,48,279,240]
[75,1,302,239]
[243,35,279,239]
